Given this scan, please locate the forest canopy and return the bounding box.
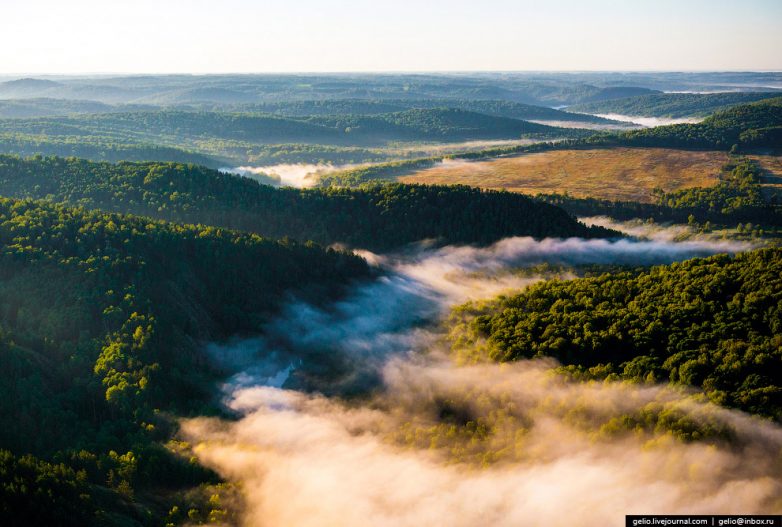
[0,155,615,250]
[452,248,782,421]
[567,92,781,118]
[0,196,367,525]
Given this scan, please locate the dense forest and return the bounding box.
[0,155,614,250]
[0,107,580,150]
[567,92,781,118]
[0,196,367,525]
[611,97,782,150]
[0,131,396,167]
[0,98,155,119]
[0,97,619,127]
[0,107,586,167]
[0,132,219,167]
[305,108,583,142]
[0,111,344,145]
[650,158,768,212]
[1,72,780,524]
[451,248,782,421]
[231,98,618,124]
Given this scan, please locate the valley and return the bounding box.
[0,66,780,526]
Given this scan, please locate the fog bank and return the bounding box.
[188,235,775,526]
[184,357,782,526]
[223,163,360,188]
[593,113,704,127]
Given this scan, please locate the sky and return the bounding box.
[1,0,780,74]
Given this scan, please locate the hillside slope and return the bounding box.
[452,248,782,420]
[568,92,781,118]
[0,156,614,250]
[0,197,367,525]
[245,99,617,124]
[613,97,782,150]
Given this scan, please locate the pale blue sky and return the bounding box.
[1,0,780,73]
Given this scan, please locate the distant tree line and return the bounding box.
[567,92,781,118]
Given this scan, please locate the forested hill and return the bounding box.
[0,97,617,124]
[0,134,220,167]
[0,73,661,106]
[568,92,781,118]
[0,197,368,525]
[244,99,616,124]
[0,108,581,149]
[306,108,583,141]
[0,98,125,119]
[453,248,782,421]
[412,99,618,124]
[611,97,782,150]
[0,108,584,167]
[0,156,614,250]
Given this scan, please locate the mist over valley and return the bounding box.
[1,2,781,526]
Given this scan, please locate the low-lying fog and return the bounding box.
[220,138,572,189]
[222,164,357,188]
[182,227,779,526]
[592,113,704,127]
[528,119,632,131]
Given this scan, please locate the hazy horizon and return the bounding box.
[1,2,781,524]
[2,0,781,74]
[2,70,782,77]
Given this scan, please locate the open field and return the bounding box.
[400,147,730,202]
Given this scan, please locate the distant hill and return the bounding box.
[607,97,782,150]
[404,99,622,124]
[80,110,345,143]
[317,100,782,188]
[307,108,584,142]
[568,92,782,118]
[0,78,63,99]
[0,108,585,151]
[0,98,161,119]
[236,99,620,125]
[0,74,667,106]
[0,98,114,118]
[0,134,221,167]
[235,99,413,116]
[150,87,262,104]
[576,86,659,103]
[0,78,62,89]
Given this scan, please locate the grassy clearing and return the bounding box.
[400,147,731,202]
